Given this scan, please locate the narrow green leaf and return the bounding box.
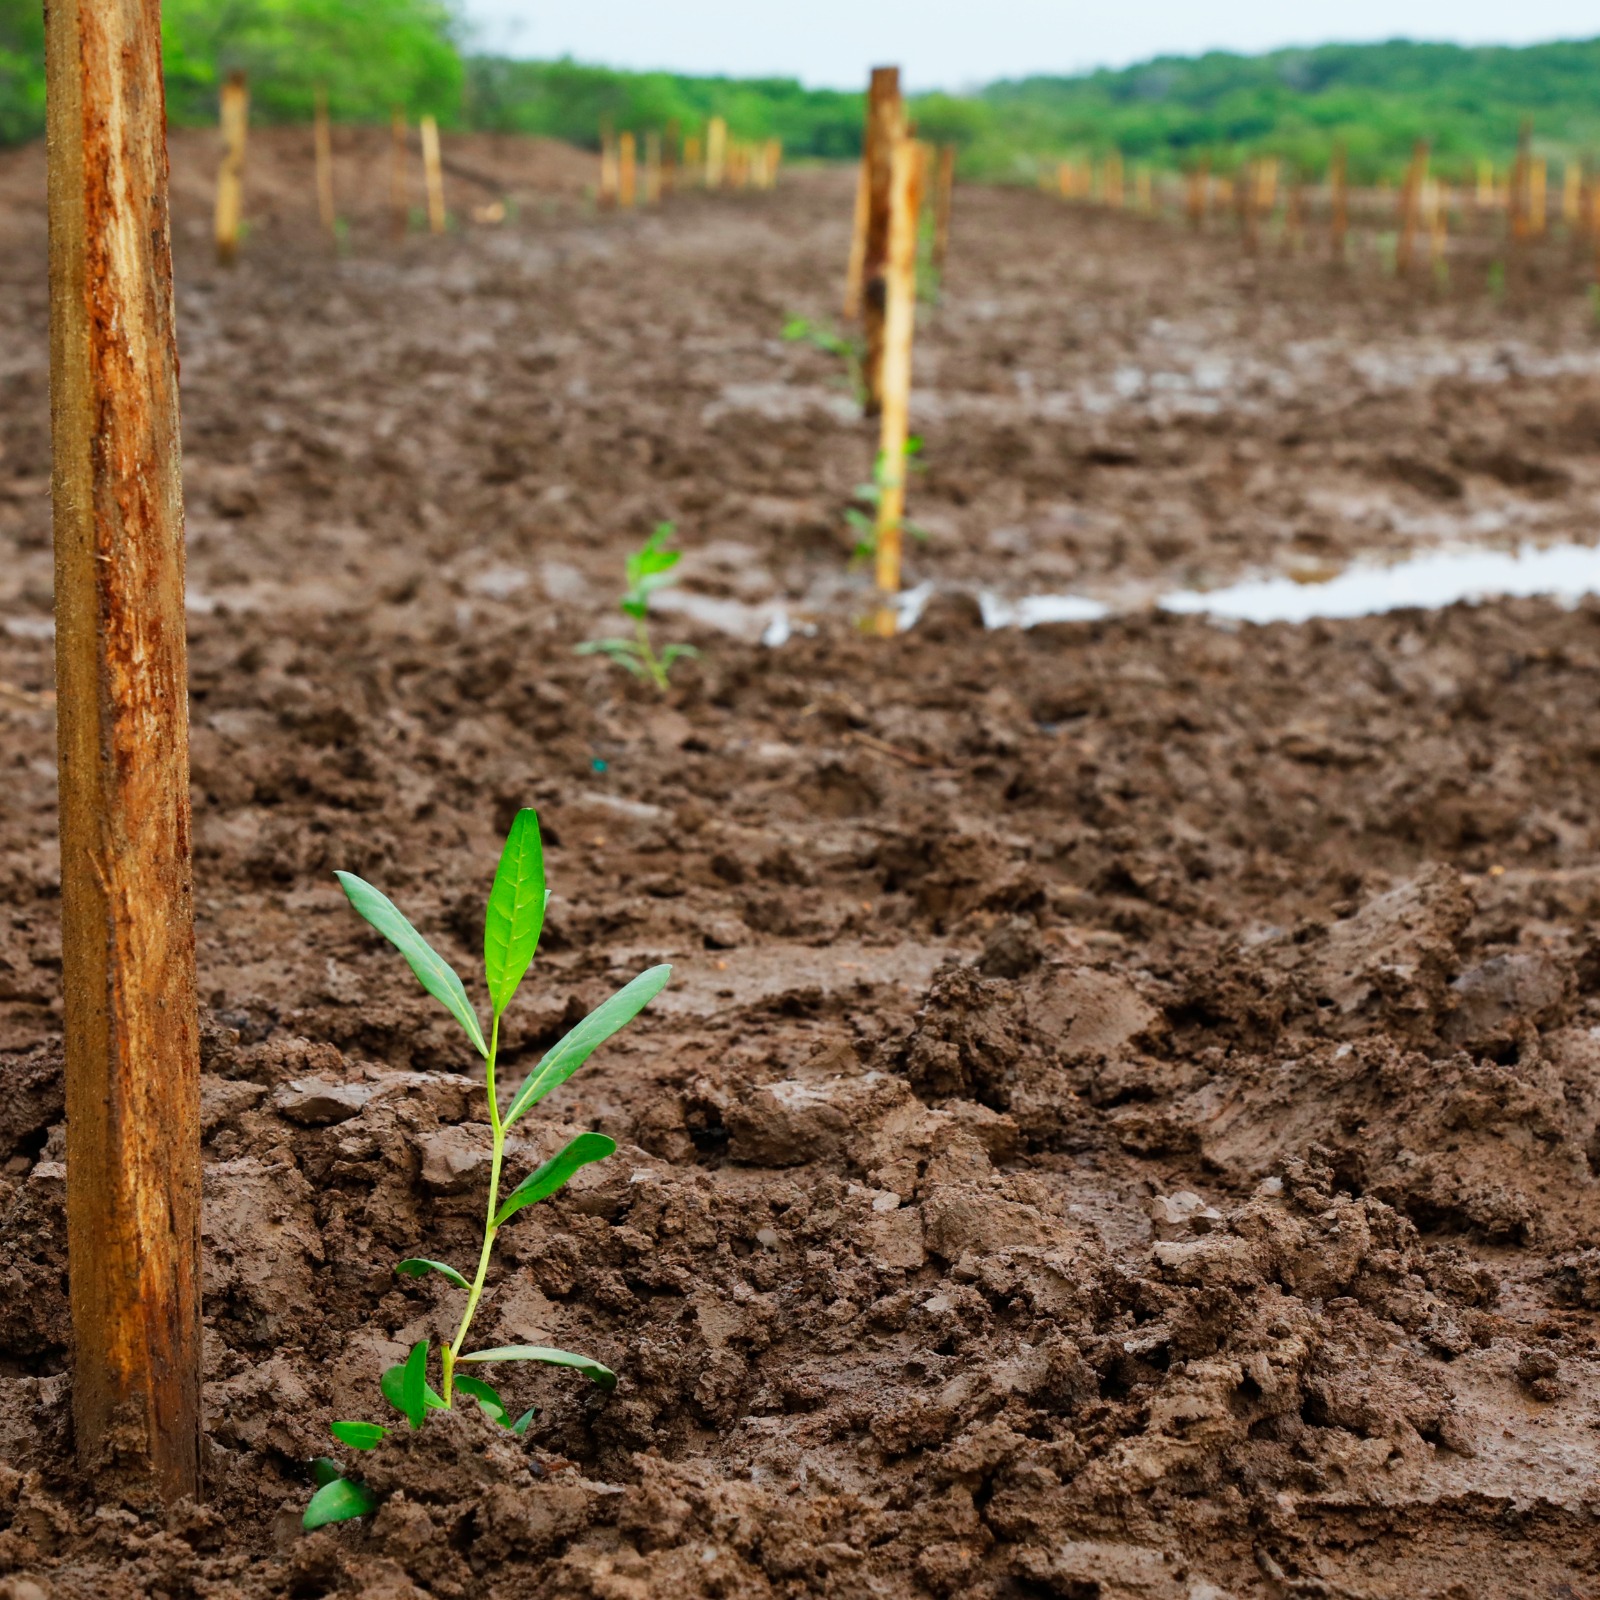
[458,1345,618,1391]
[334,871,487,1058]
[303,1476,379,1530]
[511,1407,537,1435]
[400,1341,429,1429]
[395,1257,470,1291]
[310,1455,343,1488]
[484,809,546,1016]
[504,965,671,1127]
[494,1132,617,1227]
[381,1362,446,1416]
[452,1374,508,1424]
[330,1420,387,1451]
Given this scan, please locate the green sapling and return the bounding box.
[845,435,926,561]
[303,809,670,1531]
[577,522,699,693]
[782,314,868,408]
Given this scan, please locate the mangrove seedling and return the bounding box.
[577,522,699,693]
[846,435,926,562]
[782,314,868,408]
[303,809,670,1531]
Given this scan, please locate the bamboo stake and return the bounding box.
[619,130,637,208]
[390,107,409,239]
[314,86,336,240]
[1396,139,1429,275]
[707,117,727,188]
[644,130,662,204]
[873,130,921,635]
[45,0,201,1504]
[420,114,446,233]
[931,143,955,278]
[1329,143,1348,264]
[844,157,870,318]
[861,66,904,416]
[214,70,248,266]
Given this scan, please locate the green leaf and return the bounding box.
[511,1407,537,1435]
[330,1420,387,1451]
[381,1362,446,1417]
[504,965,672,1127]
[304,1476,379,1530]
[484,809,547,1016]
[334,872,487,1058]
[781,315,811,340]
[495,1132,617,1226]
[400,1342,429,1429]
[658,644,700,669]
[452,1373,509,1424]
[310,1455,343,1488]
[458,1345,618,1390]
[395,1257,470,1291]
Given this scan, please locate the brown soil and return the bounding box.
[2,131,1600,1600]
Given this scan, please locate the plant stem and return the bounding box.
[635,613,668,693]
[445,1011,503,1405]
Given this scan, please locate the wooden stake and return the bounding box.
[390,107,409,239]
[1329,142,1348,263]
[684,133,703,183]
[45,0,201,1505]
[314,86,336,240]
[214,70,248,266]
[707,117,727,188]
[873,130,920,634]
[619,130,637,208]
[599,124,619,209]
[420,114,446,234]
[931,143,955,278]
[644,130,662,204]
[1396,139,1429,275]
[861,66,904,416]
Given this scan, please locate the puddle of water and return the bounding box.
[973,541,1600,632]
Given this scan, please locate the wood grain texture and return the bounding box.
[45,0,202,1504]
[873,130,920,629]
[860,66,902,417]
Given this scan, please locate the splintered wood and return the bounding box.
[214,71,248,265]
[45,0,202,1505]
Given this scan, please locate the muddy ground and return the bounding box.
[2,128,1600,1598]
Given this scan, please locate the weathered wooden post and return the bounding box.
[390,107,409,239]
[931,143,955,278]
[619,131,637,207]
[861,66,904,416]
[45,0,202,1505]
[420,114,446,233]
[598,123,619,209]
[706,117,727,188]
[873,129,921,635]
[1329,142,1348,264]
[214,70,248,266]
[314,85,336,240]
[1396,139,1429,275]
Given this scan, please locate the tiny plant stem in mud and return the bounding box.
[577,523,699,691]
[302,809,671,1531]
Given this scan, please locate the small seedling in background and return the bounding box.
[782,315,868,408]
[845,435,926,562]
[577,523,699,693]
[302,810,670,1531]
[1488,260,1506,301]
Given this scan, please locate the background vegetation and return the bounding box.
[2,0,1597,183]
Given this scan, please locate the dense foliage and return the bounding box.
[1,3,1597,185]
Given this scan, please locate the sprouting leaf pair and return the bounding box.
[304,809,670,1531]
[577,523,699,692]
[781,314,867,407]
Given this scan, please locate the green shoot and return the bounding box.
[1488,259,1506,301]
[845,436,927,562]
[577,523,700,693]
[304,809,670,1531]
[782,315,868,408]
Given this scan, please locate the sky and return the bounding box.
[456,0,1599,88]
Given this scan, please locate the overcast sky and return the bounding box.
[456,1,1598,89]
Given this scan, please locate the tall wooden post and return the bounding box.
[644,130,662,205]
[1396,139,1429,275]
[706,117,727,188]
[1329,142,1348,264]
[420,115,446,233]
[390,108,409,239]
[619,131,637,208]
[861,66,903,416]
[45,0,201,1505]
[214,71,248,266]
[314,86,336,240]
[873,131,920,635]
[931,143,955,278]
